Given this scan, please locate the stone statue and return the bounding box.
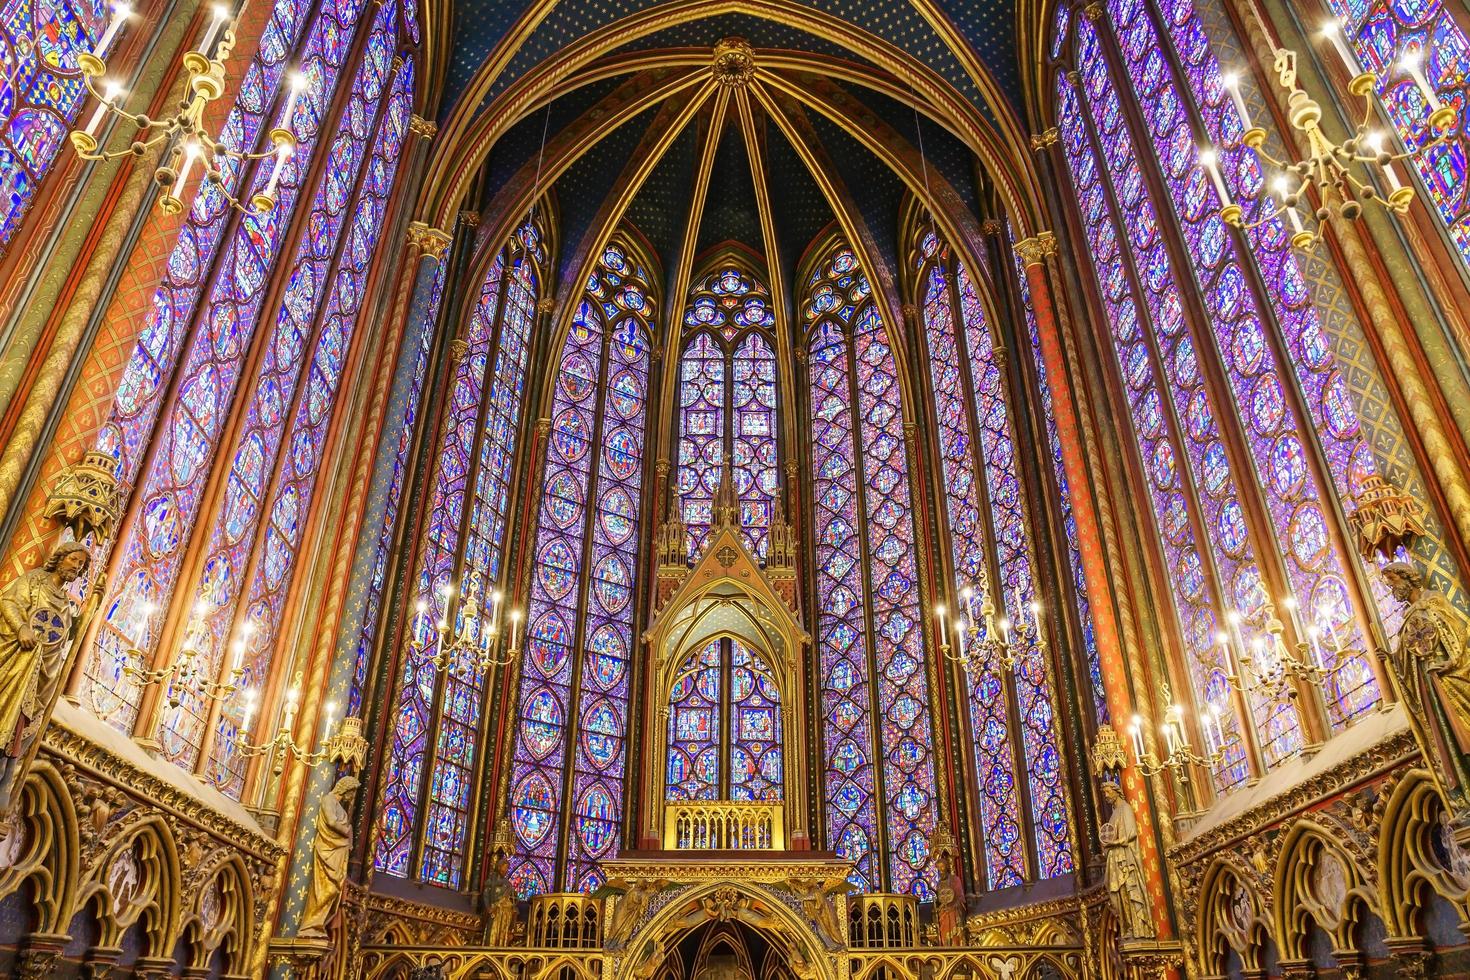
[784,876,852,946]
[0,542,89,812]
[480,853,517,946]
[1099,782,1154,940]
[298,775,360,937]
[1383,562,1470,799]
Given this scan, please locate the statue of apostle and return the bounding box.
[1382,562,1470,801]
[298,776,361,937]
[1099,782,1154,940]
[0,542,89,813]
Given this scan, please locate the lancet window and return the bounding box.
[912,226,1074,887]
[1051,0,1389,791]
[675,265,779,560]
[665,637,783,802]
[0,0,108,248]
[506,238,655,898]
[74,0,417,790]
[372,219,548,888]
[804,240,937,899]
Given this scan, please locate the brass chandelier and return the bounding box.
[70,2,303,215]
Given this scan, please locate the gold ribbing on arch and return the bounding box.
[418,1,1045,233]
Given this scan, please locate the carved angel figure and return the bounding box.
[298,775,360,937]
[0,542,88,808]
[784,876,852,945]
[605,877,670,948]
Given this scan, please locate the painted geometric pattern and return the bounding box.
[1010,239,1108,728]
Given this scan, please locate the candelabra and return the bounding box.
[935,585,1043,682]
[120,600,246,708]
[69,2,305,215]
[1201,5,1457,249]
[1126,686,1226,779]
[1216,600,1338,703]
[236,676,368,776]
[407,584,524,674]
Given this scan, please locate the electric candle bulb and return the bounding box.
[1129,716,1146,762]
[169,143,201,203]
[1281,595,1305,637]
[1400,50,1443,112]
[998,616,1011,643]
[510,609,523,650]
[322,701,337,736]
[230,638,246,672]
[954,622,966,659]
[281,71,307,129]
[240,691,256,735]
[1367,132,1405,194]
[198,3,230,58]
[1221,71,1252,130]
[1307,625,1326,669]
[1199,148,1235,208]
[92,2,133,61]
[260,142,292,201]
[1319,18,1358,76]
[82,81,123,138]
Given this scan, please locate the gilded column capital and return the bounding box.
[1030,127,1059,151]
[980,218,1004,236]
[536,297,557,316]
[901,303,922,329]
[408,114,437,140]
[1013,231,1058,268]
[406,221,452,260]
[459,210,480,228]
[447,339,469,364]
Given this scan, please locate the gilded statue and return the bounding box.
[480,853,518,946]
[1382,562,1470,800]
[605,877,671,948]
[0,542,89,812]
[298,775,360,938]
[783,876,852,946]
[1099,782,1154,940]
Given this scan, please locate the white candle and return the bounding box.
[1216,630,1238,677]
[1319,18,1359,76]
[230,638,246,673]
[240,692,256,735]
[1222,71,1252,130]
[322,701,337,739]
[1129,717,1146,763]
[510,609,523,651]
[169,142,202,201]
[260,142,291,200]
[281,71,307,128]
[1307,625,1327,669]
[82,82,123,138]
[1400,50,1443,112]
[1281,596,1304,637]
[198,3,230,58]
[92,2,133,61]
[1367,132,1405,194]
[1199,148,1234,208]
[934,603,946,640]
[998,616,1011,644]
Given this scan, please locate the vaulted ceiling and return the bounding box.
[430,1,1043,334]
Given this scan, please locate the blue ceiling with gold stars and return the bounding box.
[440,1,1025,123]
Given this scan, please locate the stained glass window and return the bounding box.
[507,238,653,897]
[374,218,547,883]
[0,0,108,248]
[1009,230,1108,728]
[914,229,1075,884]
[675,266,779,559]
[1051,0,1389,787]
[1325,0,1470,268]
[804,241,936,899]
[664,638,783,802]
[82,0,376,733]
